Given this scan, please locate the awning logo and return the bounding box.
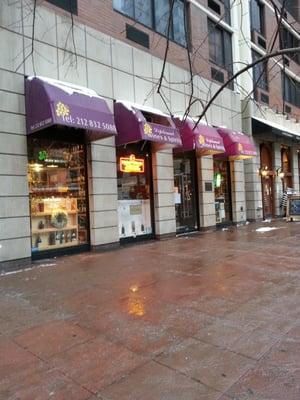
[198,134,205,145]
[56,102,70,118]
[238,143,244,152]
[143,123,153,136]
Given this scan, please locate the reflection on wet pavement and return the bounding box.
[0,220,300,399]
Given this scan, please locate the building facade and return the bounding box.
[0,0,299,270]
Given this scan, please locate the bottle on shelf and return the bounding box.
[121,225,125,236]
[55,232,60,245]
[36,235,42,248]
[71,231,76,242]
[60,232,65,244]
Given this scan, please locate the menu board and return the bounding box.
[118,199,152,238]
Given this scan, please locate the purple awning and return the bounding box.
[25,76,117,141]
[217,128,257,160]
[114,101,182,149]
[175,118,225,156]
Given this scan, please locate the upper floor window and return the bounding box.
[278,0,299,22]
[280,26,300,65]
[250,0,265,35]
[113,0,187,46]
[208,19,233,73]
[47,0,77,14]
[252,51,268,91]
[282,73,300,107]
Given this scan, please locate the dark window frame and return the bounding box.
[279,25,300,65]
[46,0,78,14]
[113,0,188,47]
[252,50,268,91]
[208,19,233,74]
[282,72,300,107]
[250,0,265,36]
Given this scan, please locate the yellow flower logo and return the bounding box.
[238,143,244,152]
[56,102,70,117]
[143,123,153,136]
[198,134,205,145]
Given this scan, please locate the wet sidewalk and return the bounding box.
[0,220,300,399]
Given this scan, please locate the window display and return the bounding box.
[27,137,89,253]
[117,143,153,240]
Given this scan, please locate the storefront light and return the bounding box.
[259,166,268,177]
[30,163,43,172]
[214,172,222,188]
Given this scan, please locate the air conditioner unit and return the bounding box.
[254,88,269,105]
[208,0,225,16]
[251,30,266,49]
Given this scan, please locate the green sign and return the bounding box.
[38,150,47,161]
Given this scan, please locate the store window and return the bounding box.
[113,0,188,46]
[28,135,89,255]
[213,158,232,224]
[117,143,154,241]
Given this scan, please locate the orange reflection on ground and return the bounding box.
[127,285,145,316]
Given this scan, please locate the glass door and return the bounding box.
[174,153,198,233]
[117,143,154,242]
[213,158,232,224]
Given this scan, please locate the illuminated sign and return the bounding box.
[38,150,47,161]
[120,154,144,173]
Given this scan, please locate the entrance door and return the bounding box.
[213,158,233,225]
[281,147,293,190]
[117,143,154,242]
[260,143,274,218]
[173,153,198,233]
[28,134,90,258]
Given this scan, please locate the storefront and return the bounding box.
[216,127,257,225]
[175,118,225,231]
[114,101,182,242]
[25,76,116,258]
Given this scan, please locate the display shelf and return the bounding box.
[36,241,79,251]
[32,225,78,234]
[32,210,78,217]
